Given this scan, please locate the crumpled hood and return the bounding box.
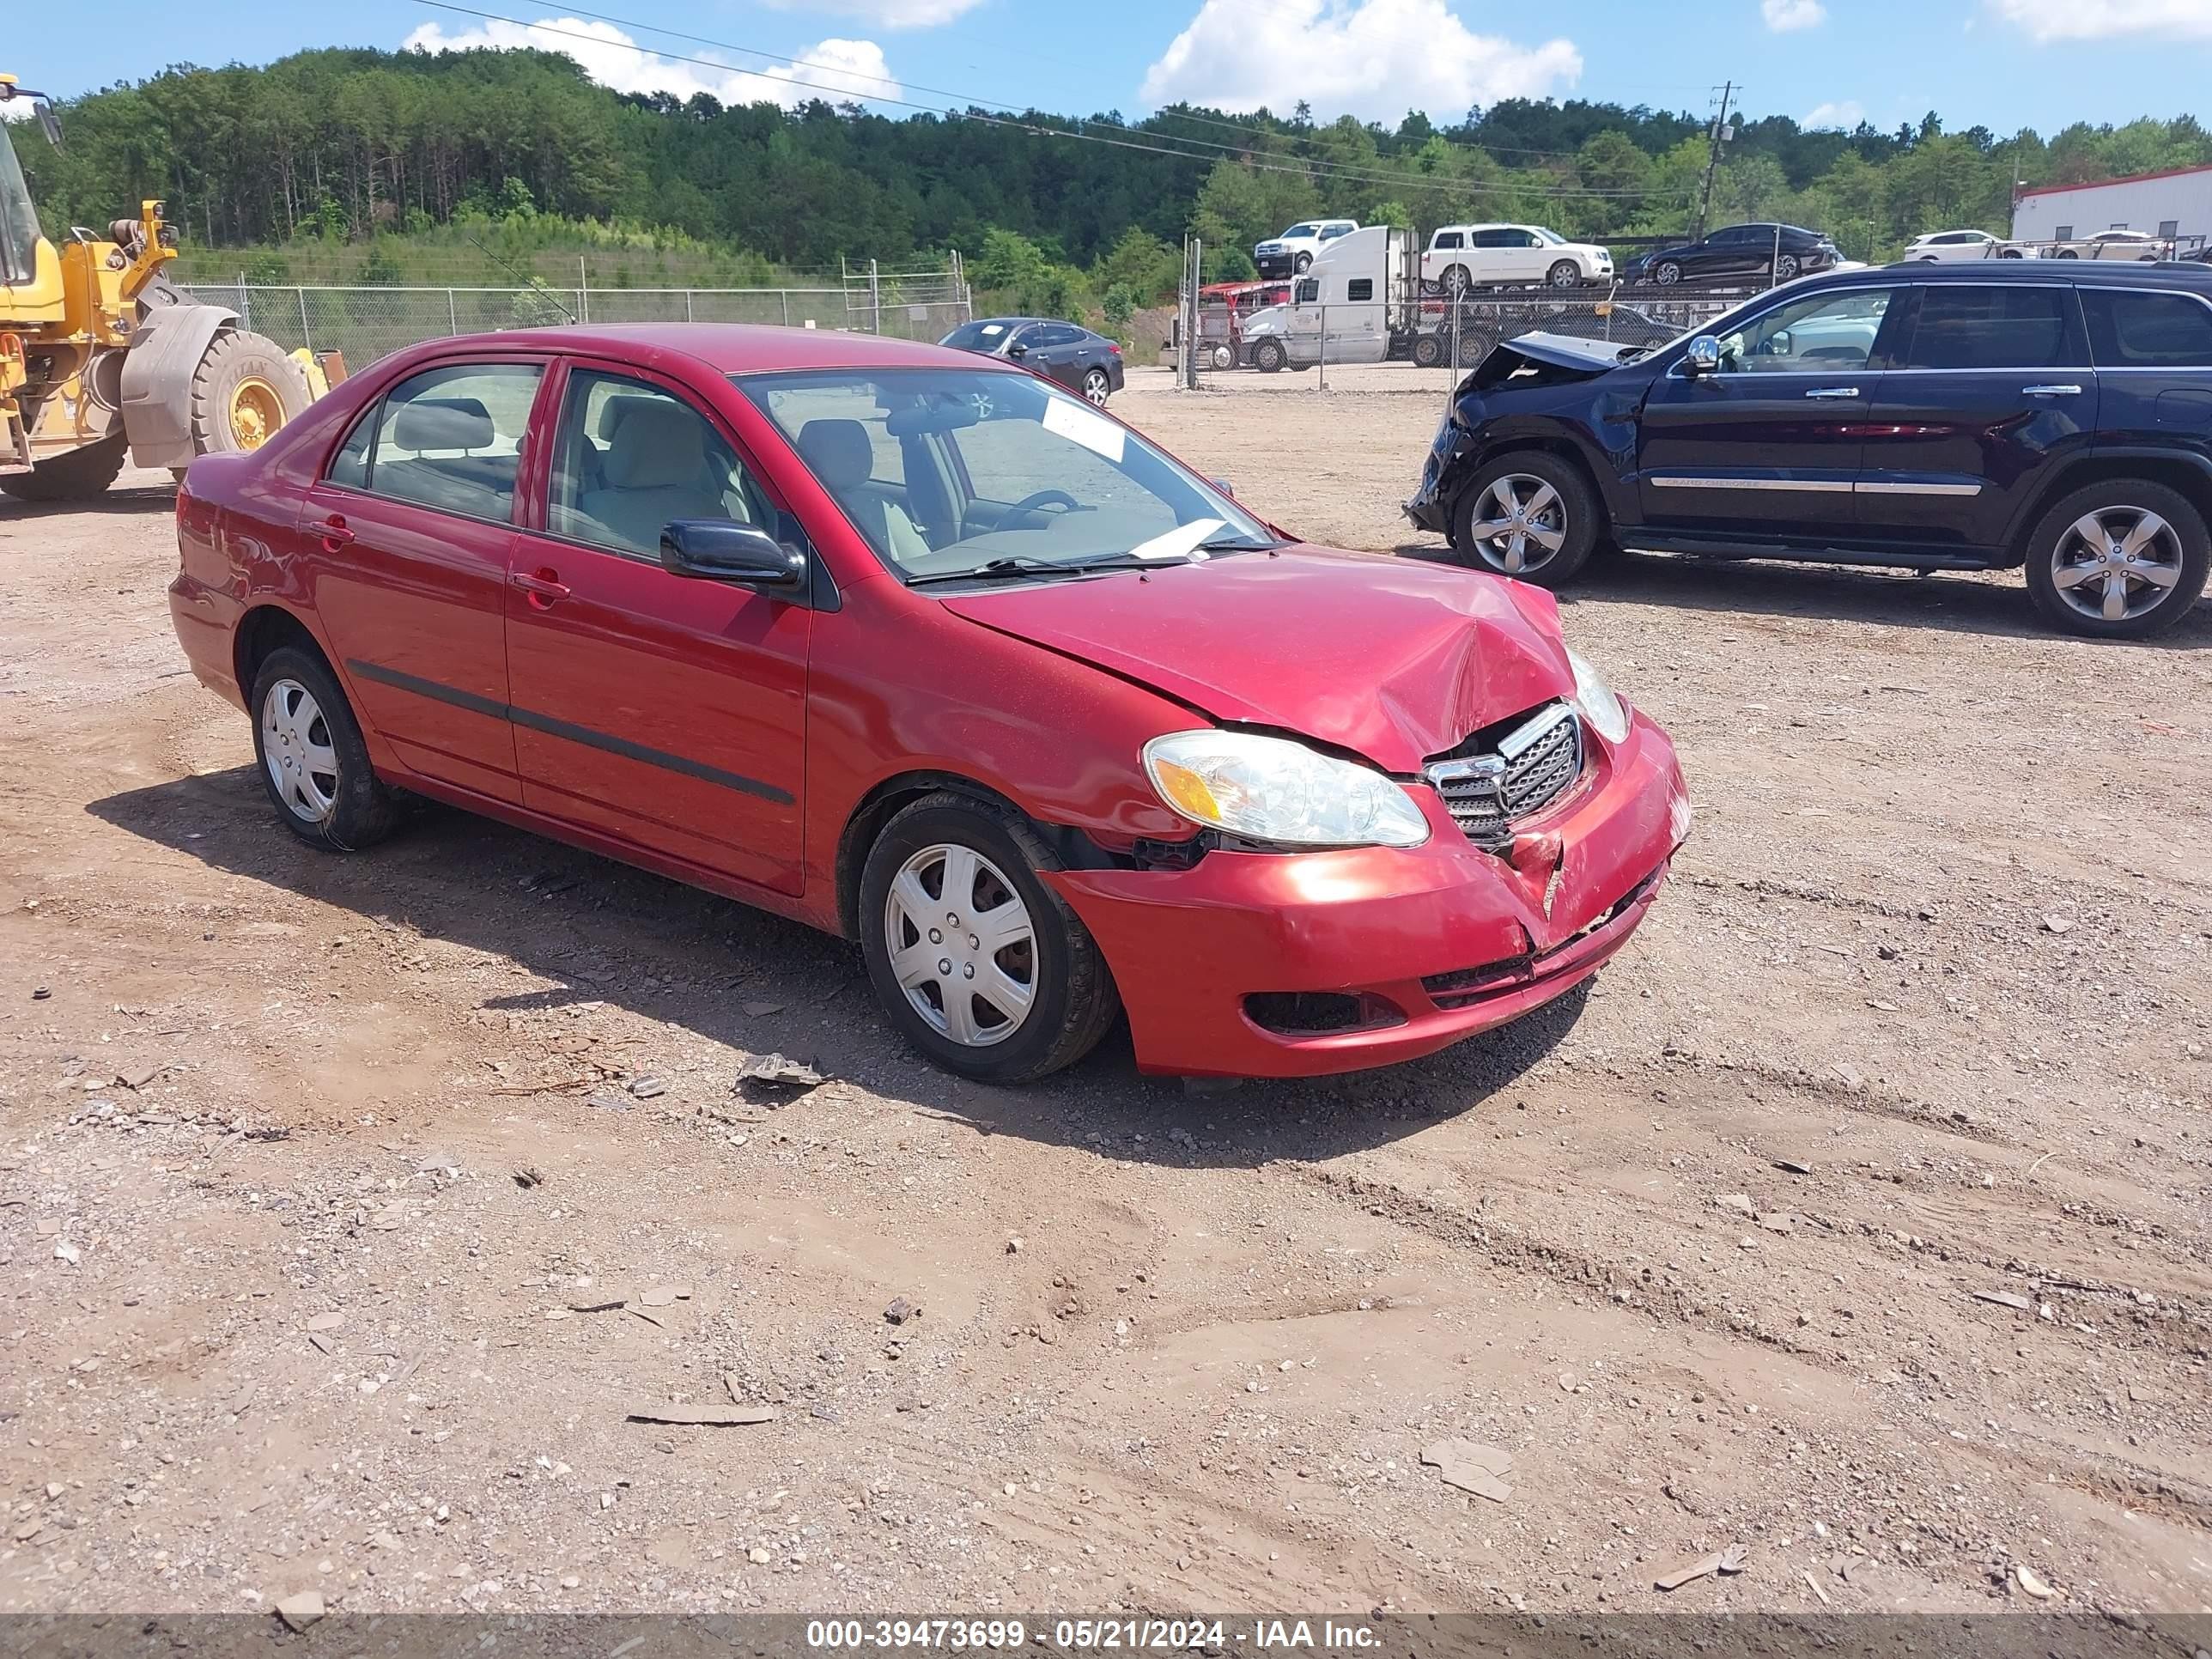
[1489,331,1642,376]
[940,546,1572,774]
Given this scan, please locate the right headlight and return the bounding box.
[1144,731,1430,849]
[1566,647,1632,746]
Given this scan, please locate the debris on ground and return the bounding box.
[1655,1542,1748,1590]
[635,1285,689,1308]
[735,1053,829,1098]
[1972,1289,2033,1312]
[628,1075,666,1099]
[741,1000,786,1018]
[1420,1438,1513,1504]
[884,1296,921,1326]
[304,1311,344,1333]
[2041,915,2074,934]
[274,1590,326,1632]
[2014,1564,2059,1600]
[513,1166,544,1189]
[568,1285,629,1313]
[626,1401,778,1427]
[1771,1154,1814,1175]
[1802,1569,1831,1605]
[586,1091,632,1114]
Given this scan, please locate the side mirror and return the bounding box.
[660,520,805,592]
[1211,477,1235,498]
[1006,341,1028,359]
[1684,335,1722,375]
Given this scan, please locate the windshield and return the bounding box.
[0,119,40,289]
[738,368,1279,583]
[1532,227,1565,246]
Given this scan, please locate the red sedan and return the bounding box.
[168,325,1688,1082]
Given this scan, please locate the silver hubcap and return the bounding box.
[1084,372,1109,405]
[2051,505,2185,623]
[883,843,1037,1048]
[1657,264,1679,285]
[1550,265,1575,287]
[1467,474,1567,575]
[261,678,339,823]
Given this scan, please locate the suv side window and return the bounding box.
[1472,228,1510,249]
[1717,288,1896,372]
[360,362,542,522]
[1433,231,1464,250]
[1899,284,2085,370]
[548,369,772,557]
[2081,289,2212,367]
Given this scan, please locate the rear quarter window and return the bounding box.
[1898,284,2084,370]
[2082,289,2212,367]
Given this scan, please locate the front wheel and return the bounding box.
[1654,261,1682,286]
[1293,252,1313,273]
[1411,334,1444,369]
[858,793,1121,1083]
[1449,453,1603,586]
[1081,367,1112,404]
[248,645,399,849]
[0,432,128,503]
[190,330,315,456]
[1547,260,1580,289]
[2022,479,2209,639]
[1250,337,1286,374]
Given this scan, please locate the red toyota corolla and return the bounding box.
[168,325,1688,1082]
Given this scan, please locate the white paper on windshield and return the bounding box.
[1042,395,1127,464]
[1126,518,1225,562]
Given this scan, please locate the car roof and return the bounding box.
[1844,260,2212,290]
[436,322,1014,375]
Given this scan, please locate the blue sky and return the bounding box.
[9,0,2209,137]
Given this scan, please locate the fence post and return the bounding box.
[448,289,459,336]
[781,290,791,327]
[869,259,881,335]
[239,272,252,333]
[579,257,589,323]
[685,290,695,324]
[298,287,313,354]
[1316,302,1327,391]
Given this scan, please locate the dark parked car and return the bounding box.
[940,317,1125,404]
[1405,262,2212,639]
[1625,223,1842,287]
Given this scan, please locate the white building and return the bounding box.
[2011,163,2212,246]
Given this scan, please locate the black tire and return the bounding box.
[1443,264,1472,295]
[1080,366,1112,404]
[1250,337,1286,374]
[1411,334,1444,369]
[1449,451,1605,587]
[2021,477,2209,640]
[1294,252,1313,273]
[247,645,399,850]
[1547,259,1580,289]
[858,792,1121,1084]
[1455,327,1495,366]
[1998,247,2024,258]
[0,433,128,502]
[2056,248,2080,258]
[188,329,315,457]
[1655,261,1682,286]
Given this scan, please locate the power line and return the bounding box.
[408,0,1693,202]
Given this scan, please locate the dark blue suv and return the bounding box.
[1405,262,2212,637]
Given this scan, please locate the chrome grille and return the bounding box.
[1424,702,1583,847]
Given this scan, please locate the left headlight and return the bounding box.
[1566,647,1632,745]
[1144,731,1430,849]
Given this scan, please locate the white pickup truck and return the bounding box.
[1253,219,1359,279]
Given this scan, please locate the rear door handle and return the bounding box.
[2022,384,2083,396]
[1803,386,1861,400]
[318,514,354,552]
[511,568,571,608]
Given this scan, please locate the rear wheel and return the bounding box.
[1411,334,1444,369]
[1442,264,1473,295]
[189,330,314,457]
[1250,337,1286,374]
[2022,478,2209,640]
[1776,252,1802,280]
[0,432,128,502]
[1450,453,1603,586]
[248,645,399,850]
[1081,366,1112,404]
[858,793,1120,1083]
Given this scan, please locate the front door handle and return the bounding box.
[2022,384,2083,397]
[512,568,571,609]
[1803,386,1861,399]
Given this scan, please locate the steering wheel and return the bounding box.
[1000,488,1083,531]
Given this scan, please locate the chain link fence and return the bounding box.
[182,277,973,367]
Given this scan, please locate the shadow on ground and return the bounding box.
[1395,540,2212,648]
[89,766,1592,1169]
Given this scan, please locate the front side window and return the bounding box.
[351,362,542,521]
[2082,289,2212,367]
[740,368,1276,580]
[1282,224,1316,240]
[548,369,772,556]
[0,119,40,289]
[1899,284,2082,370]
[1715,288,1895,372]
[1321,223,1352,240]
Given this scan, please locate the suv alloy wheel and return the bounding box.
[2023,479,2209,639]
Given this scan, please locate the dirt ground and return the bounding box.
[2,361,2209,1624]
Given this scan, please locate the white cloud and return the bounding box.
[1762,0,1827,29]
[1803,100,1864,129]
[762,0,987,27]
[1139,0,1580,124]
[402,17,902,109]
[1988,0,2212,38]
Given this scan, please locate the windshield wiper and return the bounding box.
[1189,536,1280,553]
[906,557,1086,586]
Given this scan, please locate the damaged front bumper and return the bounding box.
[1046,711,1687,1078]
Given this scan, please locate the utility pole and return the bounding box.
[1695,80,1735,243]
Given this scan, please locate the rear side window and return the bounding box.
[1433,231,1463,250]
[359,362,543,522]
[2081,289,2212,367]
[1898,285,2083,370]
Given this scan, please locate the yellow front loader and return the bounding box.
[0,76,331,502]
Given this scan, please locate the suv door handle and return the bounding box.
[2022,384,2083,396]
[1803,386,1861,399]
[511,568,571,609]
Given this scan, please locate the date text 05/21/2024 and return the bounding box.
[802,1620,1380,1650]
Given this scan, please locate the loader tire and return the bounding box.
[188,331,314,457]
[0,432,129,503]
